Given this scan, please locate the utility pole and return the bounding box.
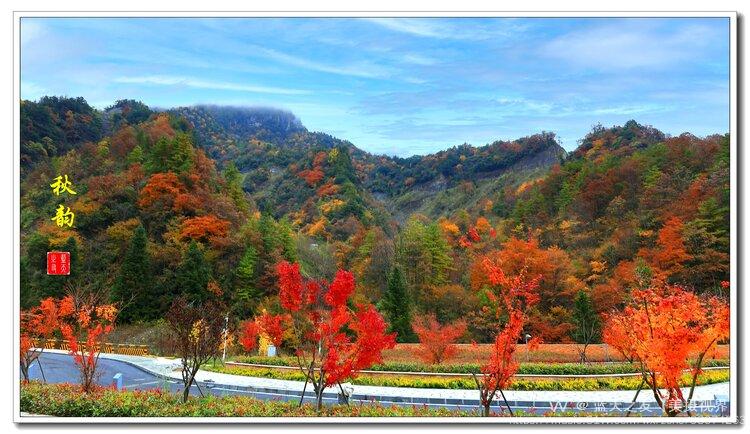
[222,314,229,363]
[525,333,531,362]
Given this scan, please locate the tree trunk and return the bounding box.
[482,403,491,417]
[182,370,197,403]
[499,389,514,416]
[315,386,324,413]
[625,377,645,417]
[20,363,29,382]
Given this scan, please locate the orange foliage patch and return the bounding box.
[316,180,340,197]
[298,168,325,187]
[143,114,175,143]
[412,314,467,365]
[179,215,230,241]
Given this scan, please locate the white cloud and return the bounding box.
[253,46,392,79]
[365,18,524,41]
[366,18,448,39]
[401,53,437,66]
[403,77,429,85]
[495,97,554,114]
[20,81,47,100]
[589,104,670,116]
[541,21,725,71]
[20,19,45,45]
[113,75,310,95]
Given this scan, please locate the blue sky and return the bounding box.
[21,17,730,156]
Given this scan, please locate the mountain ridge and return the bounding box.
[19,96,730,344]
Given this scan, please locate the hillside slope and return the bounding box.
[19,97,730,344]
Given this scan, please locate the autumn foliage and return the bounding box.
[166,296,225,403]
[179,215,230,243]
[638,216,691,282]
[240,310,288,352]
[138,172,190,210]
[470,254,541,416]
[19,298,62,381]
[45,294,118,393]
[298,168,325,187]
[603,285,729,416]
[412,314,467,365]
[246,261,396,411]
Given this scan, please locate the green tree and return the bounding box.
[396,218,432,291]
[127,145,145,165]
[167,133,194,173]
[572,289,600,363]
[424,223,452,286]
[683,197,730,293]
[223,162,248,214]
[232,245,260,317]
[21,232,51,307]
[175,241,211,303]
[112,225,153,322]
[146,133,194,174]
[278,218,298,263]
[397,219,453,291]
[381,267,416,342]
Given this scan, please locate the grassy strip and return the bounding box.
[230,355,730,376]
[18,382,482,417]
[205,364,730,391]
[21,382,725,418]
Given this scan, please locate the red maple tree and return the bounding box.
[603,284,729,416]
[19,298,61,381]
[412,314,467,365]
[56,293,118,393]
[470,254,541,416]
[638,216,691,282]
[238,319,261,352]
[250,261,396,411]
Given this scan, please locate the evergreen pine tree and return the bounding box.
[233,245,260,316]
[424,223,452,285]
[278,218,298,262]
[381,266,416,342]
[223,162,248,214]
[113,225,153,322]
[175,240,211,303]
[572,289,600,363]
[23,232,51,306]
[127,144,145,165]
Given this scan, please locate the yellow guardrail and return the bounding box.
[32,339,149,356]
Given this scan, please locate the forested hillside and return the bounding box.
[19,97,730,344]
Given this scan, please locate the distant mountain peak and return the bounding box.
[176,105,305,135]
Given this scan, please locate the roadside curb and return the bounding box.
[223,361,730,379]
[32,350,730,414]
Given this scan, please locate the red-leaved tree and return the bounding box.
[239,310,288,353]
[412,314,467,365]
[19,298,61,381]
[250,261,396,412]
[56,293,118,393]
[603,284,729,416]
[239,319,261,352]
[471,255,541,416]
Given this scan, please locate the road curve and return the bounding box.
[24,352,729,417]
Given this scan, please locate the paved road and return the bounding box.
[28,352,182,394]
[25,353,729,417]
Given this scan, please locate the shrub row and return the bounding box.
[229,356,729,376]
[19,382,476,417]
[204,364,730,391]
